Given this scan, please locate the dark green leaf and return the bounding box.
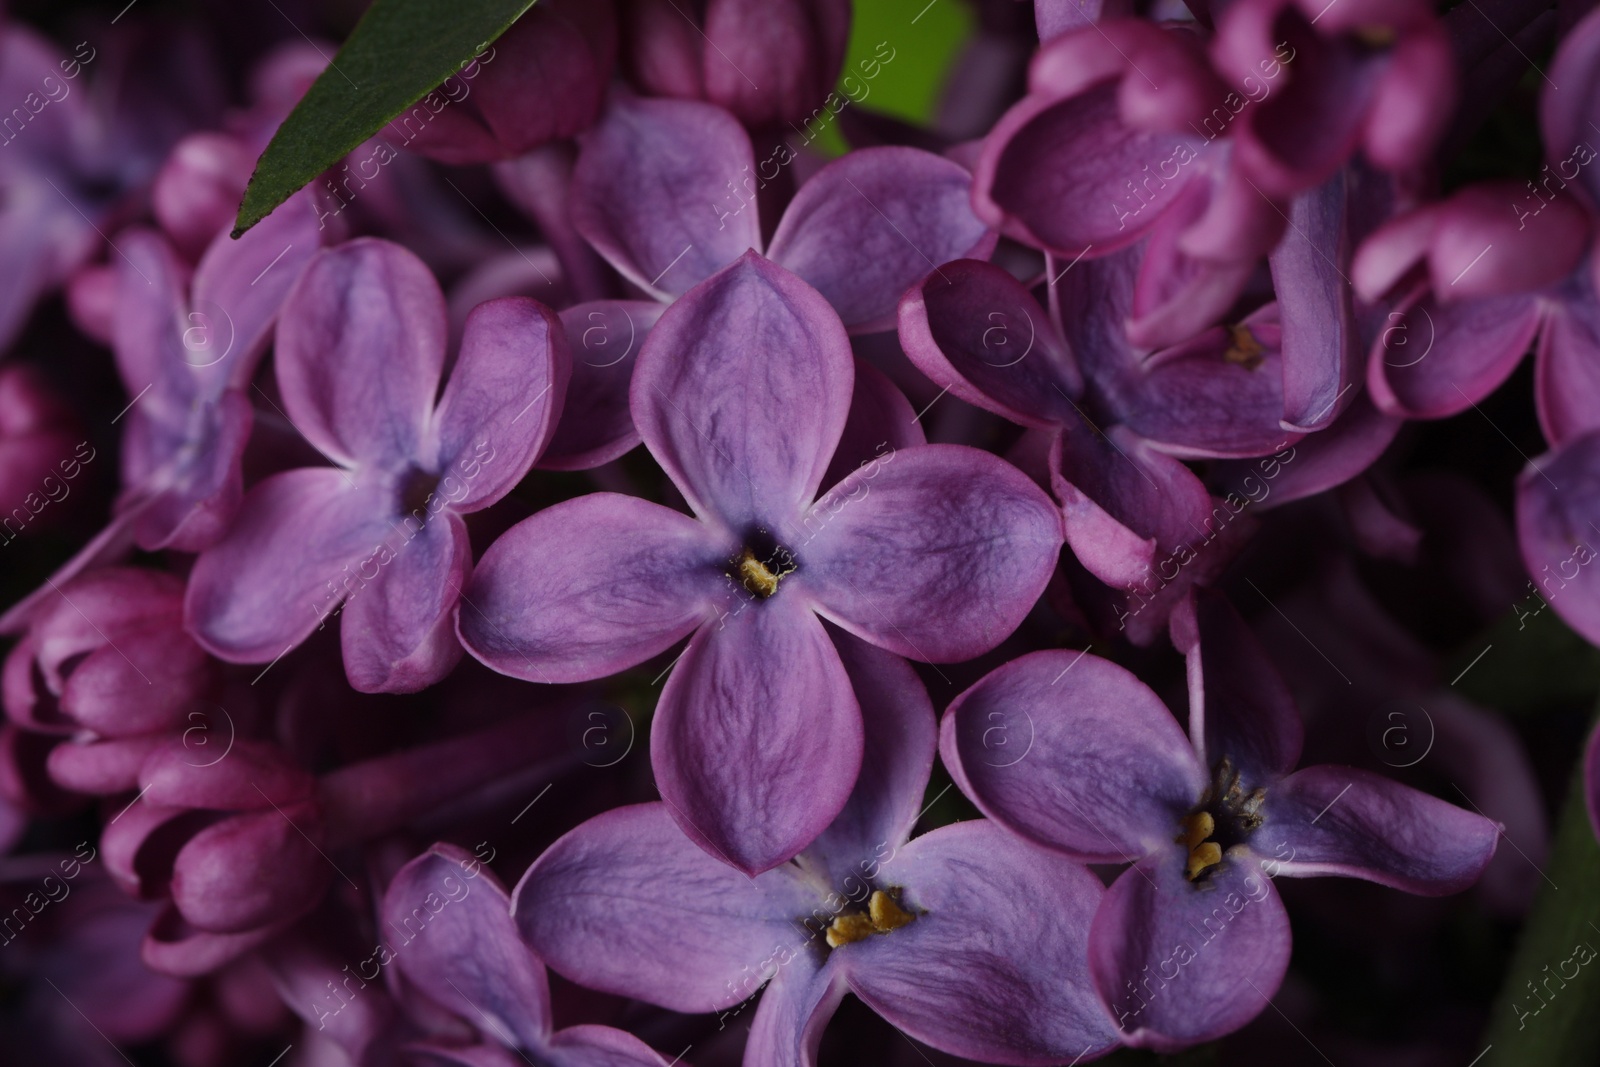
[232,0,536,236]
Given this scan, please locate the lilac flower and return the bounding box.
[492,89,994,467]
[378,843,675,1066]
[513,635,1122,1065]
[0,364,84,538]
[184,238,569,693]
[941,588,1499,1050]
[618,0,849,129]
[458,253,1063,873]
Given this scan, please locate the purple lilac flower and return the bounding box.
[0,364,84,538]
[941,588,1499,1050]
[184,238,569,693]
[378,842,675,1066]
[514,634,1121,1065]
[459,253,1062,873]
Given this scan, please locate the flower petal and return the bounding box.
[800,444,1063,662]
[570,93,758,299]
[1366,287,1543,419]
[543,300,664,470]
[184,468,393,664]
[1515,432,1600,646]
[545,1024,680,1067]
[1251,765,1500,893]
[841,821,1120,1064]
[631,252,853,534]
[819,359,924,494]
[767,147,994,331]
[653,600,862,873]
[1088,848,1290,1052]
[512,802,815,1013]
[941,650,1204,861]
[275,239,446,467]
[431,297,570,510]
[743,957,846,1067]
[1535,276,1600,447]
[458,493,730,683]
[382,844,550,1052]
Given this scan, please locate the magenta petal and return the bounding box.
[702,0,850,128]
[896,258,1080,427]
[800,633,935,884]
[767,147,994,331]
[1269,171,1360,431]
[383,844,551,1052]
[1089,848,1290,1052]
[801,444,1062,662]
[744,958,846,1067]
[571,93,759,298]
[458,493,729,683]
[512,802,815,1012]
[185,468,392,663]
[339,511,469,694]
[1543,9,1600,210]
[170,807,329,933]
[653,600,861,873]
[1209,398,1398,506]
[1172,589,1303,787]
[543,300,664,471]
[1252,765,1500,893]
[841,821,1120,1064]
[142,739,314,810]
[1536,280,1600,447]
[631,252,853,533]
[1516,433,1600,645]
[942,650,1204,861]
[544,1025,679,1067]
[276,239,447,467]
[431,297,570,510]
[1367,287,1543,419]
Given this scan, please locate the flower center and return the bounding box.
[1223,324,1267,370]
[1176,756,1266,884]
[824,889,915,947]
[398,466,440,515]
[726,529,796,599]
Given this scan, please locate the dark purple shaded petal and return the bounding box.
[431,297,570,510]
[184,468,393,663]
[702,0,850,128]
[896,258,1080,427]
[170,806,330,933]
[1127,186,1258,351]
[819,360,924,494]
[544,301,665,470]
[571,93,758,299]
[1366,288,1543,419]
[1516,433,1600,645]
[1089,847,1290,1052]
[942,650,1204,861]
[653,600,861,873]
[1421,183,1590,301]
[1171,589,1303,788]
[545,1024,677,1067]
[1536,278,1600,447]
[339,511,469,694]
[767,147,995,331]
[276,239,446,467]
[1250,765,1500,893]
[512,802,817,1013]
[1209,399,1397,507]
[841,821,1120,1064]
[458,493,730,683]
[744,958,846,1067]
[1268,171,1360,431]
[631,253,853,535]
[1542,9,1600,210]
[383,844,550,1052]
[112,230,199,435]
[800,444,1063,662]
[800,633,935,887]
[127,389,255,552]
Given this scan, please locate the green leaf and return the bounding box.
[1447,606,1600,717]
[232,0,537,237]
[1479,704,1600,1067]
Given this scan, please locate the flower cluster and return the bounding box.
[0,1,1594,1065]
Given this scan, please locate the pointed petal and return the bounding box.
[275,239,446,467]
[767,147,994,331]
[841,821,1120,1064]
[1251,765,1500,893]
[543,301,664,470]
[743,958,846,1067]
[383,844,551,1052]
[458,493,730,683]
[571,93,758,299]
[184,468,393,663]
[512,802,816,1013]
[896,257,1080,428]
[941,650,1203,861]
[653,601,861,873]
[631,252,853,533]
[431,297,569,509]
[800,444,1062,662]
[1089,848,1290,1052]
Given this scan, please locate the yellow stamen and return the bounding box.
[1177,811,1224,881]
[868,890,914,933]
[1186,841,1223,882]
[1178,811,1215,852]
[737,549,780,598]
[825,889,915,947]
[1224,324,1266,370]
[825,912,876,948]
